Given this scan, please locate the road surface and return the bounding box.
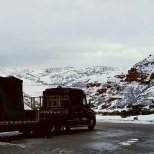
[0,122,154,154]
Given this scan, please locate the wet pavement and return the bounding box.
[0,122,154,154]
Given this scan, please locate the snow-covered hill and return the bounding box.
[93,54,154,112]
[0,54,154,111]
[0,66,127,109]
[0,66,127,96]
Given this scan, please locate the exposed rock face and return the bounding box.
[150,73,154,80]
[125,67,148,82]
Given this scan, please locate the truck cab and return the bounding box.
[34,86,96,133]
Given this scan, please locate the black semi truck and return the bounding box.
[0,76,96,136]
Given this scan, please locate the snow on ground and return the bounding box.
[119,138,139,146]
[96,114,154,124]
[0,142,32,149]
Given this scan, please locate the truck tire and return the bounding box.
[59,125,64,132]
[50,123,64,135]
[65,125,70,131]
[55,124,64,133]
[88,119,95,130]
[50,123,56,133]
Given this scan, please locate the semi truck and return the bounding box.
[0,76,96,136]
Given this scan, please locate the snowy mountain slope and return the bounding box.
[0,66,127,96]
[134,54,154,79]
[0,66,127,109]
[94,54,154,111]
[0,54,153,111]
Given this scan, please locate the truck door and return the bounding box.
[72,95,89,119]
[72,97,83,119]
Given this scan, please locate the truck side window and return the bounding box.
[82,98,87,106]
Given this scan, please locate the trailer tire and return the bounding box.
[21,130,31,137]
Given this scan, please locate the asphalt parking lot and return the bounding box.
[0,122,154,154]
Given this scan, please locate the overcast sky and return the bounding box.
[0,0,154,69]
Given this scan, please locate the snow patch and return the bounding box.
[96,114,154,124]
[119,138,139,146]
[0,142,32,149]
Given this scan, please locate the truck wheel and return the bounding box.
[56,124,64,132]
[88,119,95,130]
[50,124,56,133]
[65,125,70,131]
[54,124,64,135]
[59,125,64,132]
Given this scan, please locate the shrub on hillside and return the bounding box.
[97,108,154,118]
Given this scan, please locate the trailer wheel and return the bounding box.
[88,119,95,130]
[21,130,31,137]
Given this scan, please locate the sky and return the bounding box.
[0,0,154,69]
